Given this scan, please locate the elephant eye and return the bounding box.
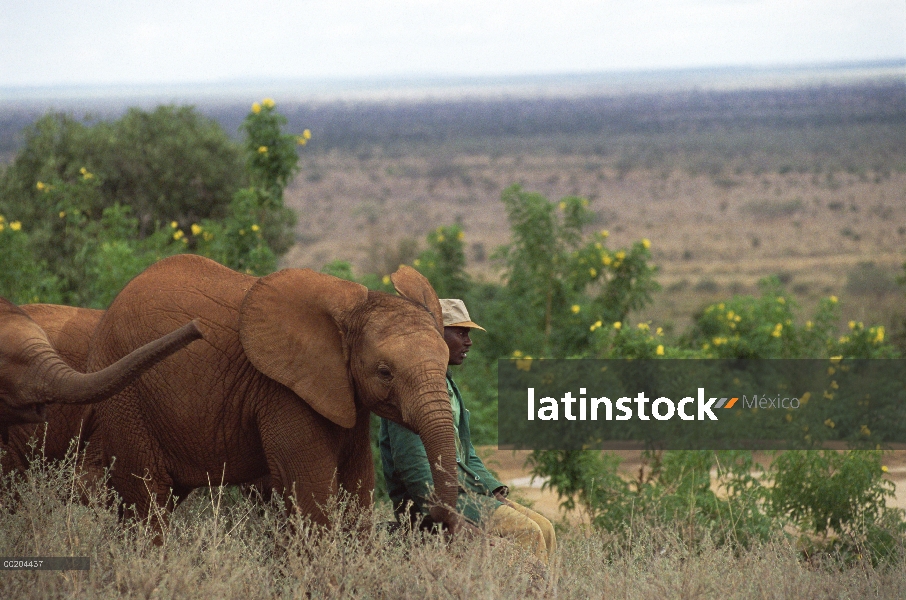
[377,365,393,381]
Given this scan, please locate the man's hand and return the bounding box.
[493,485,510,504]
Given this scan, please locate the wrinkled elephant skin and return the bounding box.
[82,255,462,531]
[0,298,202,446]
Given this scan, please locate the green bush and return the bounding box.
[0,107,243,228]
[0,99,307,306]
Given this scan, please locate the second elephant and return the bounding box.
[0,298,202,447]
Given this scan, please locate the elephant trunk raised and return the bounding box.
[17,320,203,407]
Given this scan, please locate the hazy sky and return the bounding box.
[2,0,904,87]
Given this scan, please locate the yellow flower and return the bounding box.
[191,223,202,236]
[251,102,261,114]
[848,320,856,330]
[599,229,609,238]
[558,201,566,211]
[413,259,421,267]
[882,465,889,473]
[59,211,66,218]
[805,320,813,330]
[170,221,178,229]
[785,413,793,422]
[590,320,602,332]
[512,350,523,358]
[0,223,4,231]
[641,238,650,249]
[637,323,649,331]
[297,137,308,146]
[303,129,312,140]
[824,418,835,428]
[262,98,275,108]
[436,235,445,242]
[457,231,465,241]
[36,181,46,191]
[860,425,871,436]
[382,275,391,285]
[656,345,664,356]
[777,296,785,304]
[251,224,260,232]
[258,146,268,154]
[615,250,626,261]
[613,321,621,330]
[202,232,214,242]
[173,229,184,241]
[10,221,21,231]
[571,304,581,314]
[589,268,597,277]
[602,254,612,266]
[874,326,885,343]
[656,327,663,336]
[829,295,838,304]
[771,323,782,338]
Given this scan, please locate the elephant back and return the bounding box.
[86,254,255,382]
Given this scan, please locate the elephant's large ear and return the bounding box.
[390,266,443,334]
[239,269,368,429]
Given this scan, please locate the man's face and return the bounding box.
[443,326,472,366]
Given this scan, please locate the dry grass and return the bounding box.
[2,453,905,599]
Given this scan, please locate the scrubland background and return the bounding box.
[1,69,906,597]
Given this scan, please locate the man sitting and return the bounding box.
[379,298,556,565]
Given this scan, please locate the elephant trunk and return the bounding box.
[22,320,203,406]
[411,395,462,532]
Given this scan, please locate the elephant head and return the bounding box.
[239,266,463,530]
[0,297,203,442]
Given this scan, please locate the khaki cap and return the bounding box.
[439,299,486,331]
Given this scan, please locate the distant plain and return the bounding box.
[2,64,904,335]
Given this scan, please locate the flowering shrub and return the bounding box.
[0,99,308,306]
[485,185,659,359]
[683,278,896,359]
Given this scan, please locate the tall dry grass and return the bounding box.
[2,451,905,599]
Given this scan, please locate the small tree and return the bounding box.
[491,185,658,358]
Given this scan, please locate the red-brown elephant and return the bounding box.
[0,298,203,449]
[81,254,464,532]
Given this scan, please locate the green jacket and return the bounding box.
[379,373,505,525]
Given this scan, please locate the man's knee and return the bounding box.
[503,501,556,553]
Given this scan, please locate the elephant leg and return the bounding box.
[337,413,376,511]
[88,404,178,544]
[256,400,342,527]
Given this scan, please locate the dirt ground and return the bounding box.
[478,448,906,524]
[283,155,906,332]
